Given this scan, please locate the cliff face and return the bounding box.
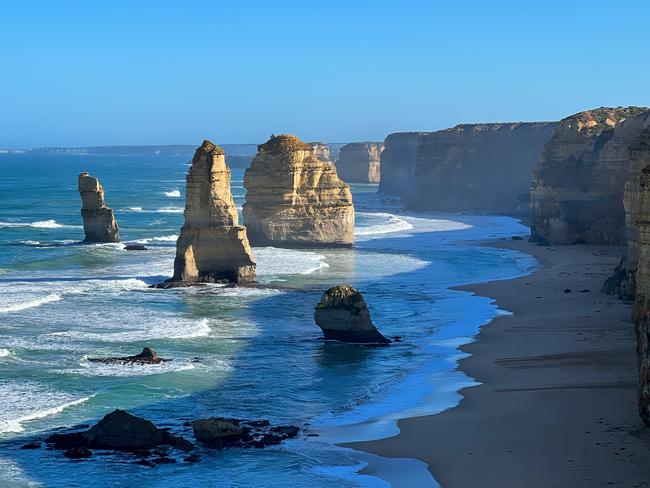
[378,132,421,196]
[243,134,354,247]
[378,123,555,212]
[167,140,255,285]
[78,172,120,243]
[308,142,331,163]
[336,142,383,183]
[530,107,648,245]
[629,127,650,425]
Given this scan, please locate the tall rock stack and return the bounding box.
[243,134,354,247]
[630,127,650,425]
[163,140,256,286]
[530,107,648,245]
[336,142,383,183]
[78,172,120,243]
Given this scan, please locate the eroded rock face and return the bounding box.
[314,284,390,344]
[78,172,120,243]
[243,135,354,247]
[308,142,331,163]
[379,123,555,212]
[163,140,255,286]
[530,107,649,245]
[336,142,383,183]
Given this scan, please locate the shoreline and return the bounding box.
[345,239,650,487]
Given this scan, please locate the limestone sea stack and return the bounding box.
[379,123,556,212]
[162,140,255,286]
[530,107,649,245]
[314,284,390,344]
[243,135,354,247]
[78,172,120,243]
[336,142,383,183]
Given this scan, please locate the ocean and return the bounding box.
[0,154,535,487]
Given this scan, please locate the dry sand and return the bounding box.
[347,240,650,487]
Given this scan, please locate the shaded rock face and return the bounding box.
[164,140,256,285]
[308,142,331,163]
[336,142,383,183]
[243,134,354,247]
[314,284,390,344]
[87,347,169,365]
[191,418,299,449]
[379,123,556,212]
[78,173,120,243]
[530,107,649,245]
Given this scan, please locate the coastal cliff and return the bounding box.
[378,123,556,212]
[530,107,648,245]
[243,134,354,247]
[164,140,255,285]
[308,142,332,163]
[336,142,383,183]
[77,172,120,243]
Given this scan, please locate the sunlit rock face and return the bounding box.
[78,172,120,243]
[308,142,332,163]
[336,142,383,183]
[530,107,649,245]
[630,126,650,426]
[166,140,256,285]
[379,123,555,212]
[243,134,354,247]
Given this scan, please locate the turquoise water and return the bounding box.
[0,154,535,487]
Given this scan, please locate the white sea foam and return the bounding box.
[156,207,183,213]
[355,212,414,237]
[163,189,181,197]
[0,349,10,358]
[133,234,178,244]
[0,220,78,229]
[57,359,197,377]
[128,206,143,212]
[254,247,329,276]
[0,293,62,313]
[0,381,92,433]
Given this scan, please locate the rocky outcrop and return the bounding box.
[46,410,192,453]
[191,418,299,449]
[336,142,383,183]
[78,172,120,243]
[379,123,556,212]
[161,140,255,286]
[314,284,390,344]
[531,107,649,244]
[87,347,169,365]
[243,134,354,247]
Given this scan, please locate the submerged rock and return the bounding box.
[191,419,243,447]
[314,284,390,344]
[243,134,354,247]
[87,347,169,365]
[78,172,120,243]
[158,140,256,287]
[124,244,147,251]
[191,417,299,449]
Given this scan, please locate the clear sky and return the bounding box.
[1,0,649,148]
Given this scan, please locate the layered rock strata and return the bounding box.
[243,135,354,247]
[308,142,332,163]
[379,123,556,212]
[530,107,648,244]
[162,140,256,286]
[314,284,390,344]
[336,142,383,183]
[78,172,120,242]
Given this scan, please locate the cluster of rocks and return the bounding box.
[78,172,120,243]
[38,409,300,465]
[87,347,169,365]
[243,134,355,248]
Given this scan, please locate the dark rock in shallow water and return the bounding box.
[314,284,391,344]
[124,244,148,251]
[184,454,201,463]
[63,447,92,459]
[20,441,41,449]
[191,418,299,449]
[84,410,164,450]
[46,432,88,450]
[87,347,170,365]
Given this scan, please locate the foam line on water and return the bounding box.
[163,189,181,197]
[254,247,329,276]
[0,293,62,313]
[0,220,80,229]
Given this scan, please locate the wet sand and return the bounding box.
[347,240,650,487]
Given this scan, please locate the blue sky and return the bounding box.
[1,1,649,147]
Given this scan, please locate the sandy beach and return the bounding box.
[348,240,650,487]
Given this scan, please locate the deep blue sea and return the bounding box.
[0,154,535,487]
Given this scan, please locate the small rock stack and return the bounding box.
[78,172,120,243]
